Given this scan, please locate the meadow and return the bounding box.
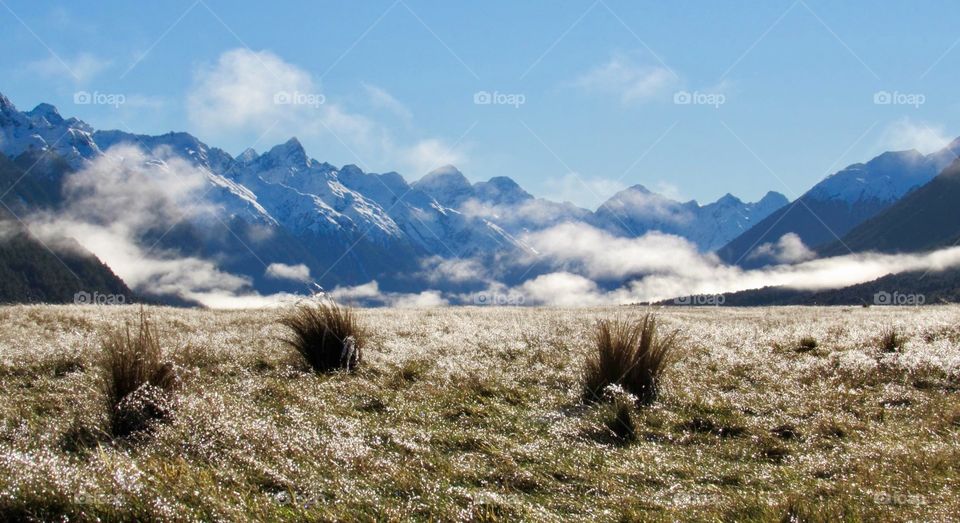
[0,304,957,521]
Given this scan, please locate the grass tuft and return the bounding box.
[583,314,677,405]
[278,300,365,373]
[101,308,177,438]
[796,336,818,352]
[878,327,905,353]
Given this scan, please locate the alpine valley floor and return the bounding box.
[0,305,958,521]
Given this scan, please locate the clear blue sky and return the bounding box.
[2,0,958,207]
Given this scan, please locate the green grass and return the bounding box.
[0,305,957,521]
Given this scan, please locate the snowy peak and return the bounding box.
[473,176,532,206]
[805,147,947,205]
[594,186,788,251]
[0,93,100,167]
[26,103,64,125]
[414,164,474,207]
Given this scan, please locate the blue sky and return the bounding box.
[2,0,959,207]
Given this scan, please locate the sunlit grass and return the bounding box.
[0,304,956,521]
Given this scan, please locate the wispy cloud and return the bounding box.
[187,48,465,176]
[574,54,678,104]
[361,82,413,124]
[880,118,952,155]
[27,52,112,84]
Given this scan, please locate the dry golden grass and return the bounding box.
[278,301,365,372]
[100,308,177,437]
[583,315,676,405]
[0,304,957,521]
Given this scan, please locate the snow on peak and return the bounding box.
[414,164,474,206]
[26,103,63,125]
[262,137,309,167]
[806,148,943,204]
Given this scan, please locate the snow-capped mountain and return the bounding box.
[592,185,789,251]
[414,165,591,237]
[415,165,787,251]
[0,95,100,169]
[0,91,795,302]
[718,144,960,267]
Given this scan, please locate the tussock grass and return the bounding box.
[797,336,818,352]
[278,300,365,372]
[101,309,177,437]
[583,314,677,405]
[879,327,905,353]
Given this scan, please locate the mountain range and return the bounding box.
[717,144,960,267]
[2,90,959,305]
[0,92,793,303]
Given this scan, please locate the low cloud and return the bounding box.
[266,262,312,283]
[329,280,449,308]
[509,223,960,305]
[750,233,816,264]
[27,144,259,306]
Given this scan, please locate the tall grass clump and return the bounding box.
[101,309,177,438]
[583,314,677,405]
[279,300,365,372]
[878,327,905,353]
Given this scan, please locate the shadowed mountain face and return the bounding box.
[717,146,960,268]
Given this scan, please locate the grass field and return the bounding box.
[0,304,958,521]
